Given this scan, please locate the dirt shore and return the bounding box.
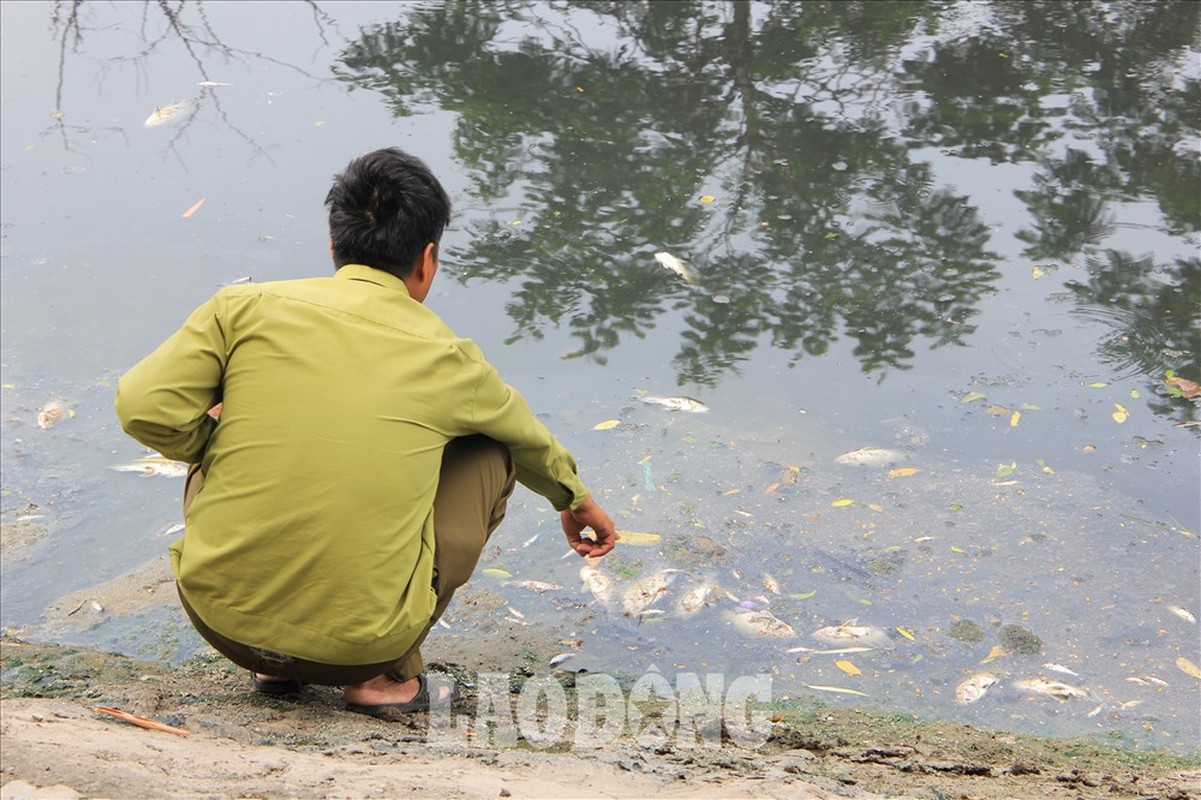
[2,636,1198,800]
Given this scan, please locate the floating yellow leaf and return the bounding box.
[834,660,861,676]
[832,498,854,507]
[980,645,1007,664]
[1087,382,1108,388]
[1130,389,1140,399]
[764,481,781,495]
[1031,266,1046,279]
[950,545,967,553]
[789,590,817,600]
[896,626,915,641]
[723,487,741,496]
[639,454,653,465]
[1177,656,1201,679]
[481,568,513,579]
[962,391,987,403]
[592,419,621,431]
[181,197,207,219]
[699,195,716,204]
[614,530,661,546]
[1112,403,1129,424]
[995,462,1017,478]
[888,467,920,479]
[1010,410,1021,427]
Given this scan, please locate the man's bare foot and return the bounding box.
[342,673,454,706]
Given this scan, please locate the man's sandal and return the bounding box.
[251,673,303,696]
[346,674,460,720]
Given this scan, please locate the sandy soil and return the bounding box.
[2,636,1199,800]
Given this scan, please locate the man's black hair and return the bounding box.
[325,148,452,279]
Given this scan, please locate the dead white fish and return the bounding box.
[761,573,782,595]
[653,251,697,285]
[1042,663,1080,677]
[548,652,575,668]
[506,606,525,619]
[522,534,540,548]
[37,399,72,429]
[639,395,709,413]
[834,447,906,467]
[1012,676,1092,701]
[110,456,189,478]
[1164,604,1197,624]
[812,620,891,647]
[196,81,231,87]
[955,672,999,705]
[509,579,562,594]
[675,577,721,618]
[144,99,196,129]
[621,569,681,616]
[726,608,796,639]
[786,645,876,655]
[580,564,615,609]
[806,684,869,697]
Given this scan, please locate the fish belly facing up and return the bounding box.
[834,447,906,467]
[955,672,999,704]
[726,608,797,638]
[580,565,615,610]
[144,99,196,128]
[812,620,891,647]
[621,569,680,616]
[653,251,698,285]
[639,395,709,413]
[675,577,721,618]
[1012,676,1092,701]
[110,456,189,478]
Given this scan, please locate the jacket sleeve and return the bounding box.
[465,352,590,512]
[114,293,226,463]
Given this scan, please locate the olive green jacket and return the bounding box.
[115,264,588,665]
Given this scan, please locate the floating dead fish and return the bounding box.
[727,608,796,639]
[955,672,999,705]
[110,456,189,478]
[1164,604,1197,624]
[548,652,575,668]
[1042,663,1080,677]
[675,577,721,618]
[196,81,231,87]
[621,569,680,616]
[812,620,891,647]
[639,395,709,413]
[509,580,562,593]
[805,684,868,697]
[37,399,72,429]
[653,251,697,285]
[834,447,906,467]
[1012,676,1093,701]
[761,573,782,595]
[144,99,196,129]
[580,564,615,609]
[786,645,876,655]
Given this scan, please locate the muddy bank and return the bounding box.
[2,636,1198,799]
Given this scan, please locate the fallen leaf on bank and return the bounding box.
[1112,403,1129,424]
[1176,656,1201,680]
[888,467,920,479]
[592,419,621,431]
[835,660,861,676]
[181,197,207,219]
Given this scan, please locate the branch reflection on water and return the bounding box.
[332,0,1198,414]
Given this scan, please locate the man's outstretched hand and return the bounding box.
[561,495,618,558]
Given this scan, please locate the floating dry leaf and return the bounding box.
[962,391,987,403]
[832,498,854,508]
[181,197,207,219]
[834,659,861,676]
[1177,656,1201,680]
[1112,403,1129,424]
[888,467,920,479]
[699,195,716,204]
[592,419,621,431]
[614,530,660,546]
[1010,410,1021,427]
[985,404,1010,416]
[1164,375,1201,398]
[480,567,513,579]
[896,626,915,641]
[995,462,1017,478]
[980,645,1007,664]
